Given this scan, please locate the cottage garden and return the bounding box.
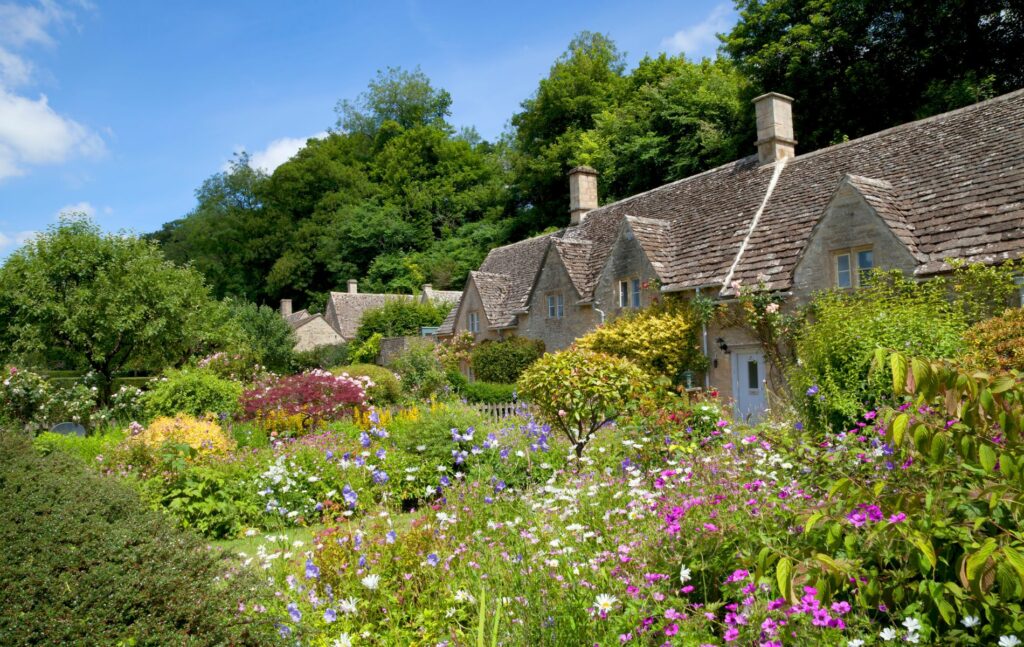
[2,228,1024,646]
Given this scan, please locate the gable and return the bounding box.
[791,175,920,296]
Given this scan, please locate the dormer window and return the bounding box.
[547,294,564,319]
[468,311,480,333]
[833,247,874,288]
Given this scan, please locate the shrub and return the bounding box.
[34,427,125,463]
[291,342,350,372]
[518,348,648,458]
[435,331,474,371]
[240,370,369,434]
[577,299,706,381]
[333,364,403,405]
[962,307,1024,372]
[142,368,242,419]
[0,432,274,645]
[789,271,966,431]
[196,351,266,383]
[224,298,297,372]
[132,414,235,455]
[390,338,447,399]
[469,336,545,383]
[348,333,382,365]
[461,380,517,404]
[0,366,53,432]
[355,298,453,341]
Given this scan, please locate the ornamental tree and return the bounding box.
[0,217,236,399]
[517,348,647,459]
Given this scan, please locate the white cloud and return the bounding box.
[56,200,94,217]
[0,1,104,181]
[0,229,38,250]
[245,132,328,173]
[661,3,736,59]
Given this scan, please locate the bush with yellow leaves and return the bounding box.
[577,299,707,382]
[132,414,235,455]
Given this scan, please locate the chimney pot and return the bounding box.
[280,299,293,317]
[752,92,796,165]
[347,279,358,294]
[568,165,599,226]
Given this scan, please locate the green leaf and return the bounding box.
[979,444,998,472]
[892,413,909,446]
[990,374,1016,394]
[910,534,937,570]
[1002,546,1024,587]
[804,512,823,534]
[776,557,793,602]
[891,353,908,395]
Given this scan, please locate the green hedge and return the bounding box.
[332,364,403,405]
[462,381,518,404]
[142,368,242,419]
[469,337,545,384]
[0,432,275,646]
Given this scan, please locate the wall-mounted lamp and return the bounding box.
[716,337,730,353]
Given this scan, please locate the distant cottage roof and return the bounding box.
[455,88,1024,324]
[326,293,412,340]
[284,309,317,330]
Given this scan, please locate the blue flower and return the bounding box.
[287,602,302,622]
[305,559,320,580]
[360,432,371,447]
[806,385,819,397]
[372,469,389,484]
[386,530,397,544]
[323,608,337,623]
[426,553,440,566]
[342,484,358,508]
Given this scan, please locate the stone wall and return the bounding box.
[791,183,917,302]
[592,226,660,322]
[293,317,344,352]
[378,335,434,366]
[519,251,598,351]
[456,278,501,342]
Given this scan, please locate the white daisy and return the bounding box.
[594,593,617,613]
[361,574,380,590]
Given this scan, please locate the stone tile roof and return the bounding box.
[326,293,412,340]
[729,88,1024,290]
[469,271,514,327]
[421,286,463,304]
[456,88,1024,324]
[436,304,458,336]
[475,233,559,327]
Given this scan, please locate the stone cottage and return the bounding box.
[282,281,462,351]
[440,89,1024,419]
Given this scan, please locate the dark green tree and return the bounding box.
[722,0,1024,151]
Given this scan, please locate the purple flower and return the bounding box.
[372,469,389,484]
[323,607,336,623]
[287,602,301,622]
[426,553,440,566]
[342,484,358,509]
[304,559,319,579]
[806,385,819,397]
[386,530,397,544]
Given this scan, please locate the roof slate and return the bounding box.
[326,293,412,340]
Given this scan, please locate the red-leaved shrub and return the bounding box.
[240,370,371,433]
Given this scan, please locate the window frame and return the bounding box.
[468,311,480,333]
[831,245,874,288]
[618,278,642,309]
[546,293,565,319]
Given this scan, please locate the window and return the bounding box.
[833,247,874,288]
[618,279,642,308]
[747,359,760,390]
[468,312,480,333]
[547,294,565,319]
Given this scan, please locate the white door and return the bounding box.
[734,350,766,422]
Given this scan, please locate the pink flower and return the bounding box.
[665,624,679,636]
[724,627,740,642]
[765,302,780,314]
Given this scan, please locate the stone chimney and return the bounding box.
[753,92,796,165]
[280,299,293,317]
[347,279,358,294]
[421,284,433,299]
[569,165,599,226]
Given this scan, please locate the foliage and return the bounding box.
[348,333,382,365]
[435,331,475,371]
[195,351,265,383]
[577,299,706,382]
[333,364,403,405]
[388,338,448,399]
[0,217,235,399]
[355,298,454,341]
[132,415,236,455]
[460,380,518,404]
[291,342,350,372]
[224,298,297,372]
[240,370,369,435]
[790,271,966,431]
[142,367,243,419]
[517,348,647,457]
[946,258,1022,325]
[34,427,125,464]
[0,432,275,645]
[722,0,1024,152]
[0,366,105,432]
[469,337,545,384]
[963,307,1024,373]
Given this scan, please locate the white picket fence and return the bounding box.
[472,401,528,421]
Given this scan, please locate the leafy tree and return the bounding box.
[336,66,454,136]
[355,299,455,341]
[225,298,297,373]
[470,337,545,384]
[510,32,627,233]
[0,217,234,398]
[723,0,1024,151]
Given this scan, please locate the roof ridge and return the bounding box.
[788,87,1024,166]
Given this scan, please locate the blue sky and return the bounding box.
[0,0,737,257]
